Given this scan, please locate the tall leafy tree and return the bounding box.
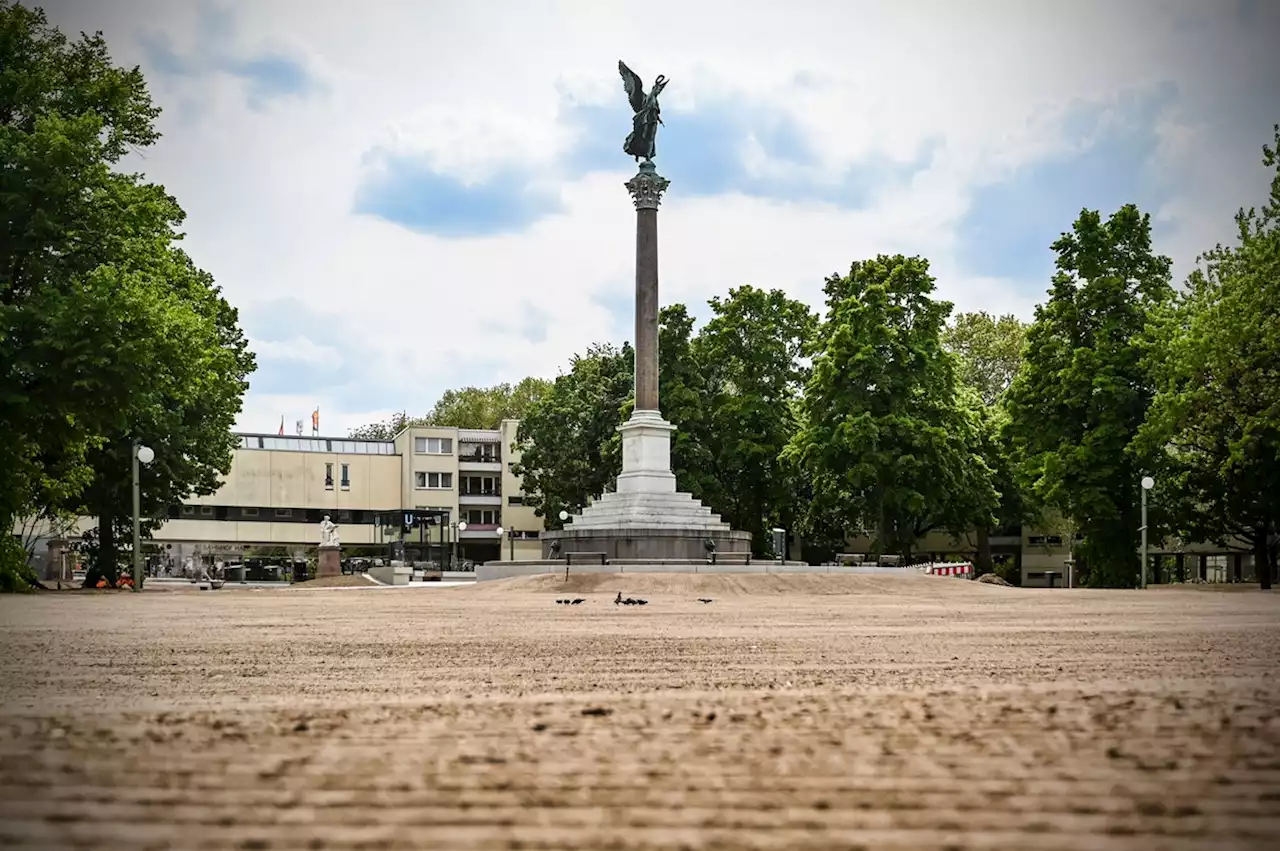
[513,343,633,524]
[943,312,1028,406]
[942,312,1031,571]
[695,286,816,556]
[1005,205,1173,587]
[1,2,254,587]
[347,378,552,439]
[786,255,998,560]
[1139,125,1280,589]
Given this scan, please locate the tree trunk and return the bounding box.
[1258,524,1273,591]
[84,511,119,588]
[975,526,993,575]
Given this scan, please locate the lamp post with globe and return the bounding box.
[1140,475,1155,589]
[132,442,155,592]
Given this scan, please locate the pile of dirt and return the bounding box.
[285,575,380,589]
[977,573,1014,586]
[466,571,990,597]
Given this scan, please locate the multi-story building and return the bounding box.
[23,420,544,570]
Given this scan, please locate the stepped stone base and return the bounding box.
[541,526,751,562]
[543,410,753,561]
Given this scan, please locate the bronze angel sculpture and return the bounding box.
[619,60,667,162]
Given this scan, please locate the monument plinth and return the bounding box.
[316,514,342,577]
[541,144,751,560]
[317,545,342,578]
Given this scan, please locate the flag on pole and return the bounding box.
[295,420,304,436]
[311,407,320,435]
[278,415,285,436]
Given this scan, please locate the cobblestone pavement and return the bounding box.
[0,576,1276,850]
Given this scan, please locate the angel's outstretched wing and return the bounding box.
[618,60,645,113]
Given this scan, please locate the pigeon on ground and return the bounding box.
[571,598,585,605]
[698,598,713,604]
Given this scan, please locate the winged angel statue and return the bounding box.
[619,60,668,162]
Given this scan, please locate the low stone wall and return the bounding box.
[368,565,412,586]
[475,561,921,582]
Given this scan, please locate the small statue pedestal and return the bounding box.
[317,545,342,578]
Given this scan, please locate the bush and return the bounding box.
[1,536,40,593]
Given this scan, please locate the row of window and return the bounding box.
[240,435,396,454]
[324,463,350,489]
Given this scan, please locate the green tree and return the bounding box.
[347,378,552,439]
[941,312,1031,571]
[425,377,551,429]
[513,343,633,524]
[1,3,253,588]
[1005,205,1173,587]
[785,255,998,560]
[348,413,429,441]
[695,286,816,556]
[1139,125,1280,589]
[74,252,255,587]
[943,312,1028,406]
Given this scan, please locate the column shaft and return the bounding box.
[634,207,659,412]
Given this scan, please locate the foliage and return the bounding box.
[513,343,633,524]
[1138,125,1280,589]
[0,3,255,586]
[785,255,999,559]
[942,312,1028,406]
[695,286,817,556]
[348,378,552,439]
[1004,205,1173,587]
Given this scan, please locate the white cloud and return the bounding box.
[37,0,1280,434]
[252,336,344,369]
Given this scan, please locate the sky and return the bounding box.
[36,0,1280,436]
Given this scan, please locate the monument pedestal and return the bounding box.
[539,159,752,563]
[317,545,342,578]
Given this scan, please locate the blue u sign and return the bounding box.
[404,513,415,527]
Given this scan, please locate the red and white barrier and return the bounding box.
[922,562,973,577]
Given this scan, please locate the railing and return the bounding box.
[459,488,501,497]
[458,452,501,464]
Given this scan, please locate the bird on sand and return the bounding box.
[571,598,585,605]
[698,598,713,604]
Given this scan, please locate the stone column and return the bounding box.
[317,545,341,578]
[625,161,670,414]
[615,161,677,496]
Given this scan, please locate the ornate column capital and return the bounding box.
[625,161,671,210]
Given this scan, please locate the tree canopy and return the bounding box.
[1138,126,1280,589]
[348,377,552,439]
[1004,205,1173,587]
[785,255,999,560]
[943,312,1028,406]
[0,2,254,588]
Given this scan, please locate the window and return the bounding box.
[461,475,498,495]
[241,507,259,518]
[415,471,453,489]
[275,508,293,518]
[507,495,524,505]
[340,463,350,489]
[200,505,214,516]
[465,509,497,525]
[414,437,453,454]
[336,510,352,523]
[325,463,334,489]
[181,505,195,516]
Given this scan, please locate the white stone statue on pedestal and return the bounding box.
[319,514,340,547]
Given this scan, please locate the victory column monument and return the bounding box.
[540,62,751,562]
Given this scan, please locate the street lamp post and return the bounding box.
[496,525,507,561]
[455,521,467,569]
[1140,475,1155,590]
[132,442,155,592]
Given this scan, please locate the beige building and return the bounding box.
[134,419,542,565]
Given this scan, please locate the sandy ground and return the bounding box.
[0,573,1277,850]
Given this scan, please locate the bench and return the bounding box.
[834,553,868,566]
[565,551,607,566]
[707,552,752,565]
